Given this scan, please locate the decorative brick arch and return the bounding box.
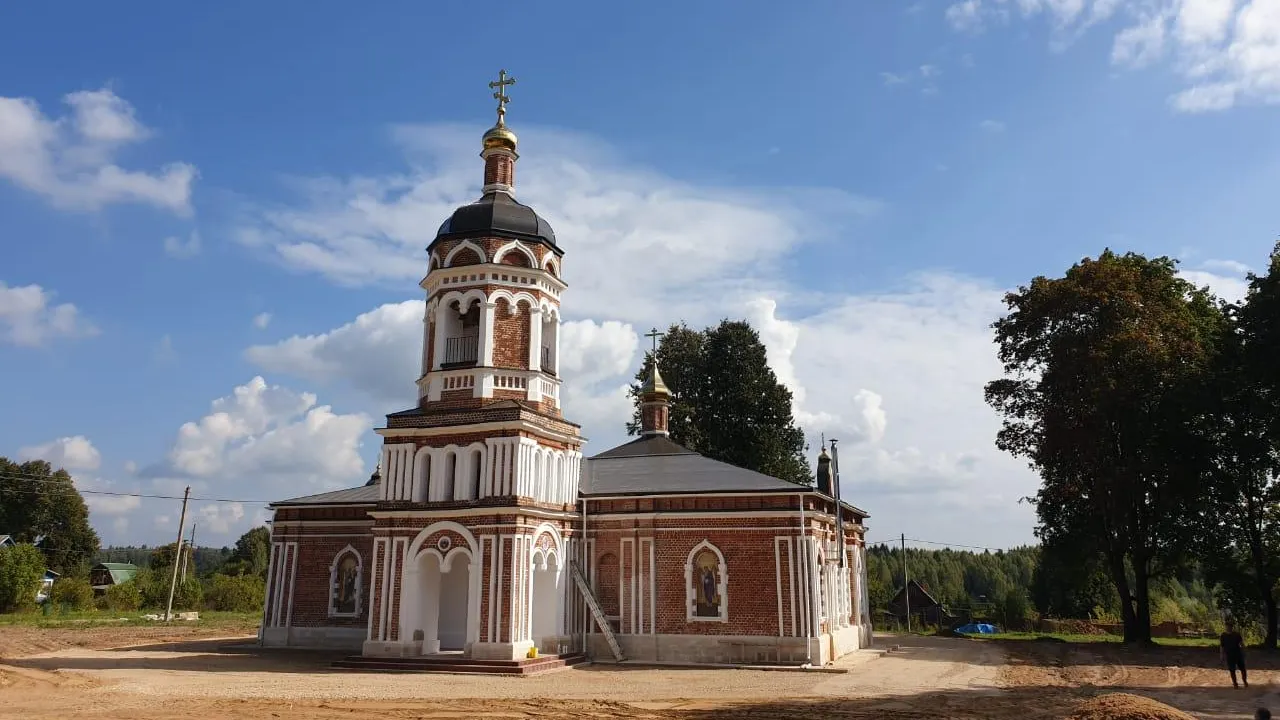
[328,545,363,618]
[489,289,539,315]
[444,240,487,267]
[530,523,564,570]
[407,521,478,563]
[542,255,560,277]
[685,540,728,623]
[492,240,537,268]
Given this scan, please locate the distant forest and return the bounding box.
[96,545,234,578]
[865,544,1221,630]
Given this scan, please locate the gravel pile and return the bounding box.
[1067,693,1196,720]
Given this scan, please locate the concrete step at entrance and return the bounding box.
[332,652,587,675]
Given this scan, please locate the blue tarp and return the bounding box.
[955,623,999,634]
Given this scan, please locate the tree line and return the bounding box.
[986,244,1280,646]
[0,455,271,613]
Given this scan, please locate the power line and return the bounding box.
[0,473,274,505]
[875,534,1000,552]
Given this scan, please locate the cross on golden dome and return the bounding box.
[489,69,516,127]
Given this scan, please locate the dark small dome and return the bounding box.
[435,191,557,249]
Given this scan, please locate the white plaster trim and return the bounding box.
[366,539,383,641]
[327,545,364,618]
[261,538,279,627]
[492,240,538,268]
[444,239,487,266]
[376,419,584,446]
[684,540,729,623]
[285,541,299,631]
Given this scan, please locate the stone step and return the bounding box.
[332,653,587,676]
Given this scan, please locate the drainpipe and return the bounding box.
[580,490,588,653]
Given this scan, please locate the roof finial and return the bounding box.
[489,69,516,127]
[645,327,664,354]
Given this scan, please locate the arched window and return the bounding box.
[449,247,482,267]
[328,546,363,617]
[467,449,482,499]
[441,452,457,500]
[685,541,728,622]
[413,451,432,502]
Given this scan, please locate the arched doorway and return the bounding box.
[413,549,473,654]
[530,550,562,653]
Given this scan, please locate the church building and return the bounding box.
[260,72,873,668]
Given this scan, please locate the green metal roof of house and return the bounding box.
[94,563,138,584]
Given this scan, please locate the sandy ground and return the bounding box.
[1,626,1277,719]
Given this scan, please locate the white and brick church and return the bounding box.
[260,72,873,669]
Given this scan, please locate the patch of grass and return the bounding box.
[961,631,1219,647]
[0,608,260,630]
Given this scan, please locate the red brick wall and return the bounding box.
[449,247,482,267]
[492,300,530,369]
[272,529,374,630]
[484,153,514,187]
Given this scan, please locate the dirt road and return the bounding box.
[0,627,1276,718]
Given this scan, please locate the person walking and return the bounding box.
[1220,622,1248,689]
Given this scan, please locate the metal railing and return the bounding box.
[443,335,479,365]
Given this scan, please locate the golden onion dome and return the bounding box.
[641,365,670,396]
[483,122,517,151]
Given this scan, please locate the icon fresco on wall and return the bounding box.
[335,555,359,615]
[693,549,721,618]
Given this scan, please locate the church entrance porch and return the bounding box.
[530,547,566,654]
[410,548,474,654]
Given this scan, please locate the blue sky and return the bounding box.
[2,0,1277,549]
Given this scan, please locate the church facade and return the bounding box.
[260,73,872,666]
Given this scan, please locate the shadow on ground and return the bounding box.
[662,685,1278,720]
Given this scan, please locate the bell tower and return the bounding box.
[365,71,585,662]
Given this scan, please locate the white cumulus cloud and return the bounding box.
[18,435,102,471]
[0,87,196,213]
[944,0,1280,112]
[0,282,97,347]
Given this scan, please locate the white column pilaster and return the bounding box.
[432,302,448,371]
[527,306,543,371]
[552,313,561,375]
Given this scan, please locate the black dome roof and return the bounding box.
[433,191,558,251]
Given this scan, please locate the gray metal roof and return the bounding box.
[581,435,804,496]
[0,535,12,547]
[274,483,381,506]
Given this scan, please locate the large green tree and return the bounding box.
[1201,243,1280,647]
[985,250,1226,643]
[221,526,272,579]
[627,320,812,485]
[0,458,100,575]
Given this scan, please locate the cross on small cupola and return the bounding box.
[481,69,520,189]
[640,327,670,436]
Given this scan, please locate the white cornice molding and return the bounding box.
[377,419,585,446]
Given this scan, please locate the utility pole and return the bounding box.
[902,533,911,634]
[165,487,191,622]
[181,523,197,582]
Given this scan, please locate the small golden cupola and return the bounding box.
[639,328,671,436]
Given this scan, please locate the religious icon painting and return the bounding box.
[334,555,359,615]
[693,548,721,618]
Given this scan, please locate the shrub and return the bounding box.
[0,544,47,612]
[203,574,265,612]
[49,577,95,611]
[102,581,143,611]
[133,568,203,611]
